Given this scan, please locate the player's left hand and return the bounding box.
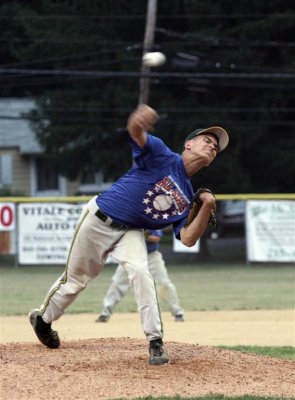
[186,188,217,228]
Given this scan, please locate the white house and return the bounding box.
[0,98,112,197]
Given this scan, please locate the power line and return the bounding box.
[1,115,294,127]
[1,109,294,120]
[156,28,295,48]
[0,38,135,44]
[1,49,128,68]
[0,43,142,69]
[0,68,294,79]
[0,74,293,91]
[1,36,294,48]
[2,107,294,115]
[0,13,293,20]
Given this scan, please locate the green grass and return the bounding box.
[0,263,294,315]
[1,263,294,398]
[218,346,295,360]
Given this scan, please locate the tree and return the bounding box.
[0,0,294,191]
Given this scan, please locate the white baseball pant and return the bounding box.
[40,196,163,341]
[101,250,184,318]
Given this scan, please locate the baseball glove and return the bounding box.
[186,188,217,228]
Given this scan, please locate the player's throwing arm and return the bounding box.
[127,105,158,147]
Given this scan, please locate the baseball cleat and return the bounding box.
[29,309,60,349]
[95,314,110,323]
[148,338,169,365]
[174,314,184,322]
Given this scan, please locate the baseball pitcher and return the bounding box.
[29,104,229,365]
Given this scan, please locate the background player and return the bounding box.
[96,229,184,323]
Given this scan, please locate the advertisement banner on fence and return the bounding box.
[0,202,15,231]
[18,203,85,264]
[246,200,295,262]
[0,203,16,255]
[173,236,200,253]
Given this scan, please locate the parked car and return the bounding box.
[214,200,246,238]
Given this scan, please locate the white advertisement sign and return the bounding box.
[246,200,295,262]
[0,203,15,231]
[18,203,85,264]
[173,236,200,253]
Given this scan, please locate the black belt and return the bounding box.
[95,208,128,230]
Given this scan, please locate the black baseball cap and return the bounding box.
[185,127,229,152]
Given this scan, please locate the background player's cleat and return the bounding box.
[175,314,184,322]
[95,314,110,323]
[149,339,169,365]
[29,309,60,349]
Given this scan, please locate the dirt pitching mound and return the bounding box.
[1,338,294,400]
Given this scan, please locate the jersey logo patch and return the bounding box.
[142,176,190,220]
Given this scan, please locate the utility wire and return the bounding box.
[0,68,294,79]
[0,75,293,91]
[0,114,293,122]
[2,120,295,127]
[1,107,294,115]
[0,13,293,20]
[0,115,294,127]
[1,36,294,48]
[1,47,140,68]
[156,28,295,48]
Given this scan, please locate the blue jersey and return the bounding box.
[146,229,162,253]
[97,134,194,238]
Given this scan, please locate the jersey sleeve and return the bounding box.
[129,134,174,169]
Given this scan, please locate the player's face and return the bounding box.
[191,134,219,165]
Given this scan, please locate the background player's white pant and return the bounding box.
[39,196,163,341]
[101,251,184,318]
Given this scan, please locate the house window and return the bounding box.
[0,154,13,188]
[36,158,59,191]
[81,169,97,185]
[78,168,112,194]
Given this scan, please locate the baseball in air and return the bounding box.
[142,52,166,67]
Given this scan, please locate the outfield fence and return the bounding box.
[0,194,294,265]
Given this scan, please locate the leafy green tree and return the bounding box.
[0,0,294,192]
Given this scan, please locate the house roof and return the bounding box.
[0,98,43,154]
